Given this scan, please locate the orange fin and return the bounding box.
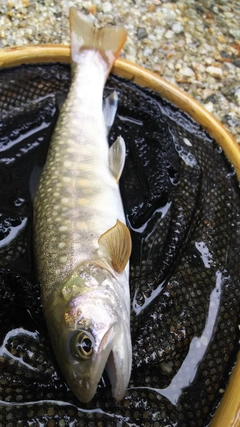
[98,220,132,273]
[69,7,127,73]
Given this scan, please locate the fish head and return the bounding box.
[45,264,131,403]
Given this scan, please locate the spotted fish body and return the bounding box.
[34,8,131,403]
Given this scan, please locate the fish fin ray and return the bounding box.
[103,91,118,134]
[70,7,127,74]
[109,136,126,182]
[98,220,131,273]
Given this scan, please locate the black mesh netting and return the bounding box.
[0,63,240,426]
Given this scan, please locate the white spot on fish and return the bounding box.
[62,176,71,183]
[67,147,77,154]
[78,179,89,186]
[59,256,68,263]
[61,197,70,204]
[63,160,72,168]
[72,119,81,128]
[59,225,68,232]
[58,242,66,249]
[77,222,88,231]
[68,138,77,145]
[77,198,88,206]
[80,163,91,171]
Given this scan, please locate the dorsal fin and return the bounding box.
[109,136,126,182]
[98,220,132,273]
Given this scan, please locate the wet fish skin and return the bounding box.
[34,9,131,403]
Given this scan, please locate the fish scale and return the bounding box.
[0,62,240,426]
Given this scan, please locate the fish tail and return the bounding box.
[69,7,127,75]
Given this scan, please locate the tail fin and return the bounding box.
[69,7,127,74]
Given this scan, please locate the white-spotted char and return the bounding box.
[34,7,131,403]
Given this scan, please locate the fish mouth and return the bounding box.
[105,350,119,396]
[69,348,121,403]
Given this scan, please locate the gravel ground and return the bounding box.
[0,0,240,143]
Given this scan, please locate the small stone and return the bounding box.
[205,57,214,65]
[125,55,136,63]
[137,27,147,40]
[143,46,153,57]
[148,4,155,12]
[206,66,223,78]
[192,62,206,73]
[204,102,214,113]
[167,62,174,71]
[235,89,240,106]
[171,22,183,34]
[161,8,177,20]
[82,1,92,9]
[229,28,240,40]
[223,114,240,127]
[233,59,240,68]
[89,5,97,15]
[153,63,163,75]
[217,35,227,43]
[165,30,174,39]
[125,44,136,62]
[102,2,112,13]
[22,0,30,6]
[180,66,195,77]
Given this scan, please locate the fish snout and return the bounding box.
[71,374,97,403]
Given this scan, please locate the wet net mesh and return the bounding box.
[0,63,240,426]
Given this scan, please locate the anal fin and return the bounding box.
[109,136,126,182]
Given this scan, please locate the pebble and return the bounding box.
[161,7,177,20]
[233,59,240,68]
[137,27,147,40]
[180,66,195,77]
[206,66,223,78]
[171,22,183,34]
[102,2,112,13]
[235,89,240,106]
[204,102,214,113]
[143,47,153,57]
[165,29,175,39]
[229,28,240,40]
[0,0,239,144]
[82,1,92,9]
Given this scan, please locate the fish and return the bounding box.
[33,8,131,403]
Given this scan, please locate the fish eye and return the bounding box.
[71,331,94,360]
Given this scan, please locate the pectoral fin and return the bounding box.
[109,136,126,182]
[98,220,132,273]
